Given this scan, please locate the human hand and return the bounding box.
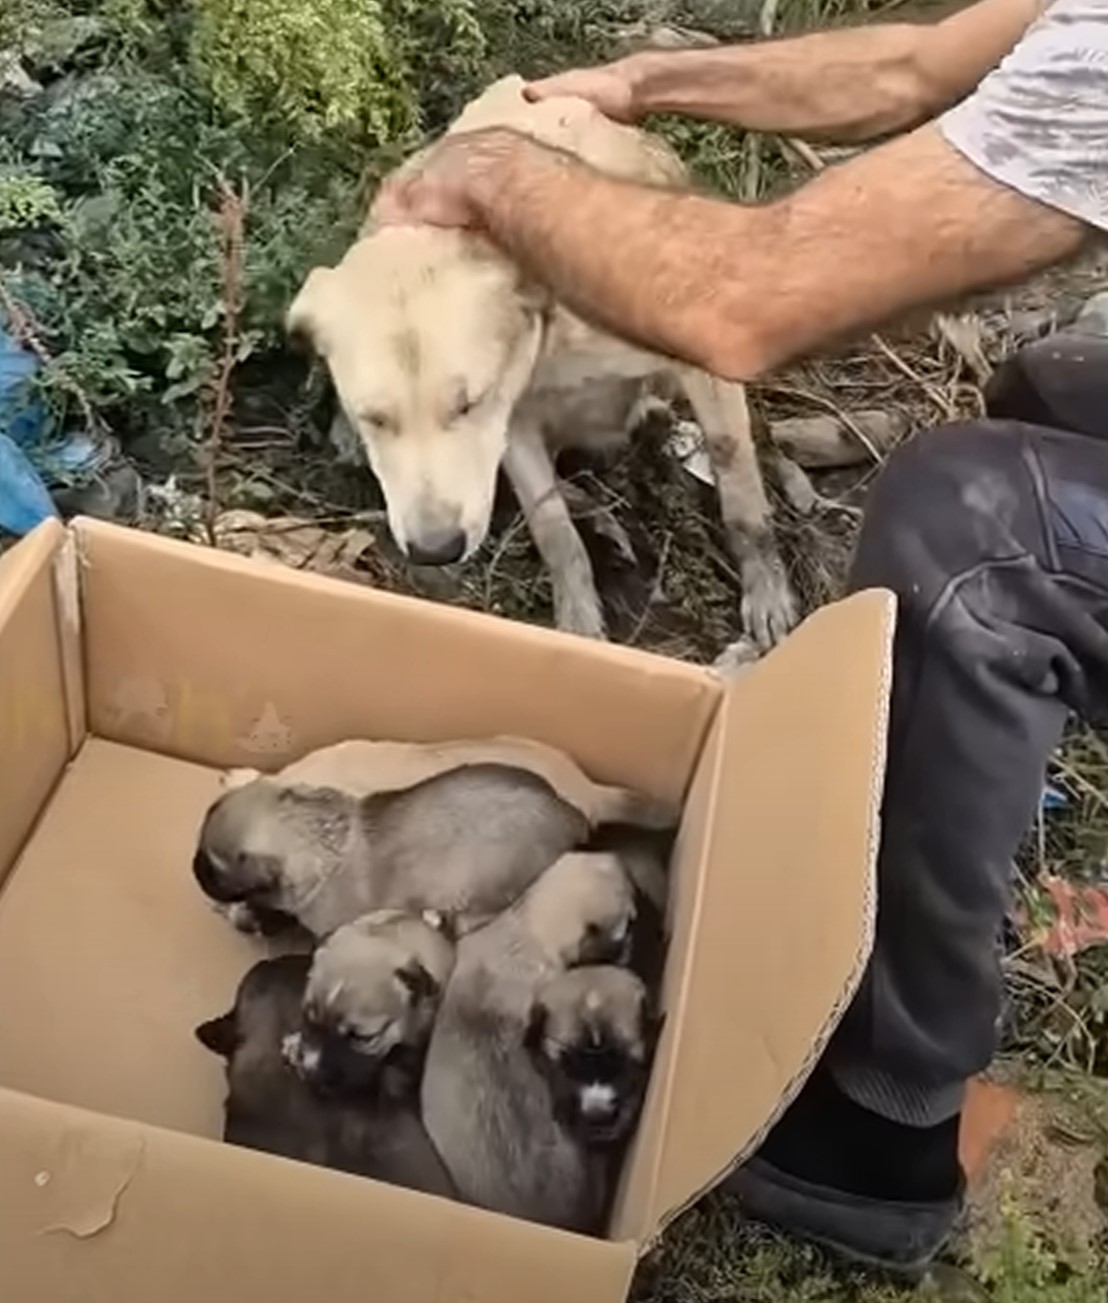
[372,128,525,231]
[524,60,640,124]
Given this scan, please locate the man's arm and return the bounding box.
[527,0,1044,142]
[377,124,1086,382]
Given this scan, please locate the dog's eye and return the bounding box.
[359,410,392,433]
[446,384,488,425]
[447,396,474,424]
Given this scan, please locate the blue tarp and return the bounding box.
[0,322,107,535]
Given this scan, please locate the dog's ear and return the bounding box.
[516,273,552,322]
[642,1006,666,1060]
[394,960,439,1005]
[523,1001,548,1053]
[287,266,338,356]
[195,1010,239,1058]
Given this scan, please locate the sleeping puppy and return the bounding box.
[586,823,671,992]
[195,954,456,1198]
[525,965,662,1149]
[421,851,635,1234]
[283,908,456,1098]
[193,762,592,939]
[219,736,675,831]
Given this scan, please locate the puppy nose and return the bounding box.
[193,849,235,902]
[407,528,466,566]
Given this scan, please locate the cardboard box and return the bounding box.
[0,517,893,1303]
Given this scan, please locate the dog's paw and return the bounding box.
[221,766,262,791]
[225,902,265,935]
[740,551,798,651]
[712,636,763,678]
[553,587,608,640]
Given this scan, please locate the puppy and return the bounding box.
[420,852,635,1233]
[284,908,456,1098]
[193,762,593,939]
[195,954,455,1198]
[586,823,671,992]
[525,965,661,1149]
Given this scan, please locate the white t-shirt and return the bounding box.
[940,0,1108,232]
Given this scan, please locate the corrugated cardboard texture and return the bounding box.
[0,742,266,1133]
[0,1090,636,1303]
[0,521,74,884]
[76,520,717,808]
[637,590,893,1236]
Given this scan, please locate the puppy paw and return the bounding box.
[553,587,608,640]
[221,766,262,791]
[712,636,763,677]
[225,902,265,935]
[740,550,798,651]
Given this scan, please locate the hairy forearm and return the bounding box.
[472,128,1086,381]
[620,0,1043,142]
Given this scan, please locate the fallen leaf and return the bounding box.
[206,511,376,580]
[1035,875,1108,958]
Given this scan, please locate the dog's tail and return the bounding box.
[590,785,678,833]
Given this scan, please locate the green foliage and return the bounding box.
[188,0,415,143]
[2,61,361,429]
[978,1186,1108,1303]
[0,0,65,52]
[0,167,63,232]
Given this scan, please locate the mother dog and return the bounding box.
[288,76,795,648]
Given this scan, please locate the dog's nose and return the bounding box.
[193,849,238,902]
[407,528,466,566]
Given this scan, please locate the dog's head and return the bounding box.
[195,954,312,1068]
[192,780,351,919]
[288,909,456,1099]
[525,965,661,1147]
[524,852,637,970]
[288,226,548,566]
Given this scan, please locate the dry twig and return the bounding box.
[205,176,249,545]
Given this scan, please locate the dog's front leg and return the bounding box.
[503,425,607,639]
[678,369,798,650]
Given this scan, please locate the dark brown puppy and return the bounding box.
[196,954,455,1199]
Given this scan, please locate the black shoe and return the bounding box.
[724,1066,965,1279]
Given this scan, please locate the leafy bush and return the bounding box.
[0,167,63,232]
[187,0,489,145]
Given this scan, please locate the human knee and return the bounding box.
[849,421,1029,596]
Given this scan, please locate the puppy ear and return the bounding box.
[517,274,552,321]
[195,1010,238,1058]
[394,960,439,1004]
[643,1007,666,1059]
[287,266,338,357]
[523,1002,548,1053]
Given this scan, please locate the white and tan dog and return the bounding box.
[288,75,796,649]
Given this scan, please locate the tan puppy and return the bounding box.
[195,737,675,938]
[288,75,795,650]
[420,851,636,1233]
[525,965,661,1149]
[286,908,456,1098]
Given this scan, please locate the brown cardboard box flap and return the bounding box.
[0,520,76,882]
[0,1090,638,1303]
[624,589,895,1241]
[74,518,715,808]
